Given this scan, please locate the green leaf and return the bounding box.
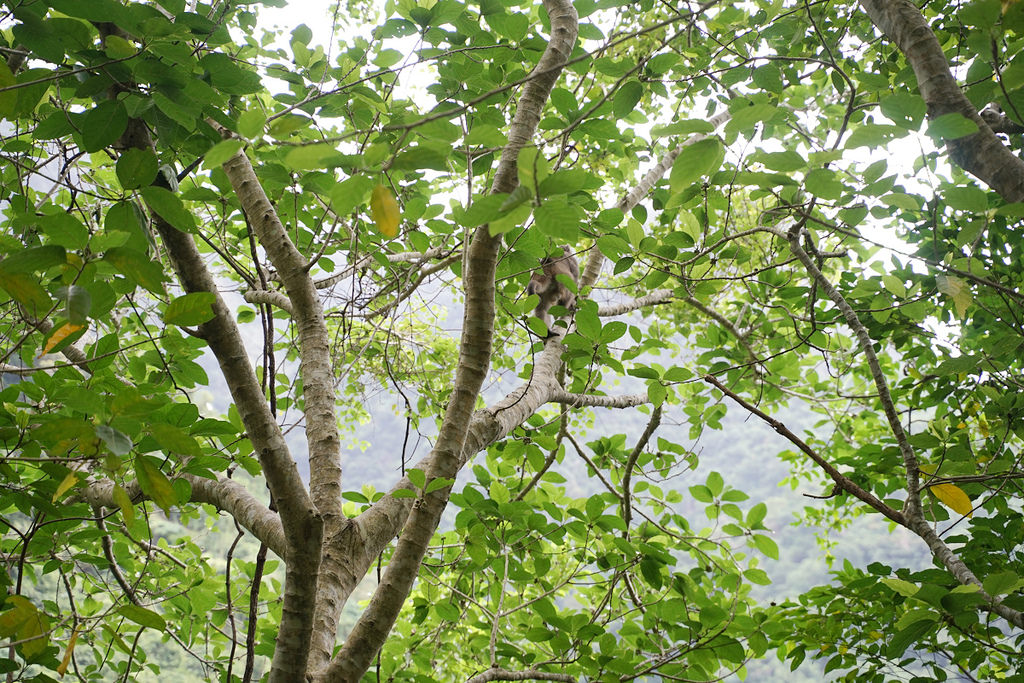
[982,570,1024,596]
[116,149,159,190]
[285,143,346,171]
[163,292,217,326]
[882,274,906,298]
[885,619,933,658]
[95,425,132,456]
[927,113,979,141]
[689,484,713,502]
[152,91,197,131]
[725,102,777,134]
[747,502,767,526]
[141,186,197,233]
[895,607,939,631]
[203,139,244,169]
[148,423,201,456]
[465,123,506,146]
[103,247,166,295]
[744,568,771,585]
[600,320,627,344]
[612,80,643,119]
[454,194,506,228]
[119,605,167,631]
[489,481,509,504]
[959,0,1001,27]
[639,556,663,588]
[758,151,805,172]
[237,108,267,138]
[434,602,460,621]
[329,175,374,215]
[881,577,919,598]
[538,169,597,197]
[944,186,987,212]
[880,93,927,130]
[391,146,448,171]
[59,285,91,323]
[0,271,51,315]
[0,245,66,274]
[407,468,426,490]
[200,53,262,95]
[135,455,177,514]
[425,477,453,494]
[752,534,779,560]
[81,101,129,153]
[534,198,582,242]
[0,60,17,118]
[669,138,723,194]
[845,123,902,149]
[706,471,724,496]
[804,168,845,200]
[574,307,601,340]
[499,184,534,212]
[752,64,783,93]
[517,147,549,189]
[650,119,714,138]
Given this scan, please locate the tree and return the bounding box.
[0,0,1022,680]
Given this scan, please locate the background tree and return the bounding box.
[0,0,1022,681]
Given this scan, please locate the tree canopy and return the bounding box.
[0,0,1022,681]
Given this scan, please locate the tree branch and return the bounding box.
[703,374,906,525]
[465,668,575,683]
[321,3,579,680]
[79,476,286,558]
[859,0,1024,202]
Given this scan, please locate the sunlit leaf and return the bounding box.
[935,273,971,317]
[41,321,85,356]
[370,184,400,238]
[163,292,217,326]
[52,471,79,502]
[929,482,973,517]
[203,139,244,169]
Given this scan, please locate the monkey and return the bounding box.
[527,245,579,334]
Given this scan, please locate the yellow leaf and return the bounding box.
[57,626,80,676]
[112,483,135,525]
[0,596,49,657]
[41,321,85,356]
[935,273,971,318]
[52,472,79,503]
[370,184,400,238]
[930,482,973,517]
[135,456,176,514]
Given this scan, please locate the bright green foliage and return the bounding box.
[0,0,1022,681]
